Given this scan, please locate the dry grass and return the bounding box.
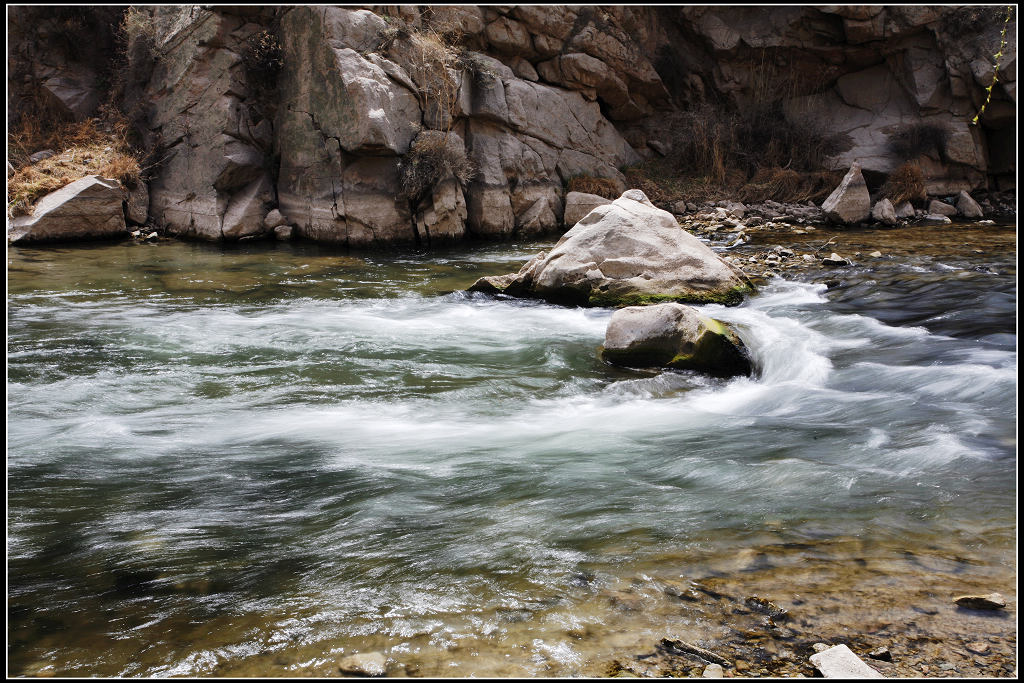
[567,175,620,199]
[8,110,142,216]
[399,130,475,204]
[879,162,926,205]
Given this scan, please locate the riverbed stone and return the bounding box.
[8,175,127,245]
[921,214,952,224]
[821,163,871,225]
[338,652,387,677]
[928,199,957,216]
[468,189,753,307]
[822,252,850,266]
[954,592,1006,610]
[809,644,884,678]
[895,201,916,218]
[601,303,752,377]
[702,663,725,677]
[871,198,898,226]
[956,190,983,218]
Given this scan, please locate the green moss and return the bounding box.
[586,284,754,308]
[666,326,752,378]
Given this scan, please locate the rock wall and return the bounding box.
[8,6,1017,245]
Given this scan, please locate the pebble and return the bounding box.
[822,252,849,266]
[702,663,725,678]
[812,643,831,653]
[965,641,990,654]
[338,652,388,677]
[733,659,749,672]
[954,593,1006,610]
[869,251,882,258]
[802,254,815,262]
[809,644,883,679]
[867,646,892,661]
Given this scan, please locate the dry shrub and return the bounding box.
[879,162,926,205]
[399,131,475,204]
[738,167,842,203]
[567,175,620,199]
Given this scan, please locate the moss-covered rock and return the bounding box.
[600,303,752,378]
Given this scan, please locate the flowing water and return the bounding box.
[6,223,1017,678]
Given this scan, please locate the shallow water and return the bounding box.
[6,225,1017,677]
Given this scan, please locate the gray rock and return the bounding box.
[9,175,126,245]
[928,199,957,216]
[125,182,149,226]
[702,663,725,678]
[809,644,883,678]
[821,163,871,225]
[468,190,753,306]
[921,214,952,224]
[602,303,752,378]
[274,224,294,241]
[954,592,1006,610]
[871,198,898,226]
[29,149,56,163]
[263,209,287,230]
[564,191,613,227]
[338,651,387,677]
[956,190,983,218]
[894,201,916,218]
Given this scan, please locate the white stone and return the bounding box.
[702,663,725,677]
[809,644,883,678]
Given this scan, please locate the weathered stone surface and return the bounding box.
[337,652,387,677]
[954,593,1006,610]
[273,224,294,241]
[602,303,752,377]
[809,644,884,678]
[469,190,753,306]
[871,198,898,226]
[564,191,613,227]
[822,163,872,225]
[263,209,287,230]
[8,176,127,244]
[125,182,149,226]
[956,190,983,218]
[928,199,957,216]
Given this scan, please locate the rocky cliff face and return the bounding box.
[8,5,1017,245]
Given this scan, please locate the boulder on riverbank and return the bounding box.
[8,175,127,245]
[469,189,753,307]
[601,303,752,378]
[821,163,871,225]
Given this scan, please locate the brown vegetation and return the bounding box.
[567,175,620,199]
[399,131,475,204]
[8,109,142,216]
[879,162,927,205]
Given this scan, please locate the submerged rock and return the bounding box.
[954,592,1006,610]
[809,644,883,678]
[468,189,753,307]
[601,303,752,378]
[8,175,127,244]
[821,163,871,225]
[338,652,387,677]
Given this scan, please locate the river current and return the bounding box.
[6,223,1017,677]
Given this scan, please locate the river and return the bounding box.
[6,222,1017,677]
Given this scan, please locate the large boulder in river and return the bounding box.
[821,162,871,225]
[469,189,753,306]
[8,175,127,244]
[601,303,752,377]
